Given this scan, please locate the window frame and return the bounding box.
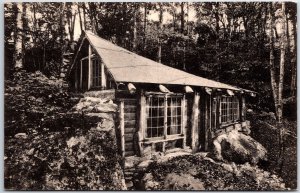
[144,93,184,141]
[220,96,240,125]
[80,56,102,89]
[91,57,101,88]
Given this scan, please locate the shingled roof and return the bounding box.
[75,30,240,91]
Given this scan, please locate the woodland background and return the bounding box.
[4,2,297,117]
[4,2,297,190]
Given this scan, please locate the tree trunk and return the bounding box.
[78,3,83,31]
[14,3,23,69]
[290,11,297,97]
[180,2,185,33]
[215,2,220,80]
[157,4,163,63]
[186,2,189,34]
[143,3,147,49]
[67,3,76,42]
[32,3,38,44]
[82,3,87,30]
[172,3,176,30]
[132,4,137,51]
[60,2,65,76]
[88,3,98,33]
[277,2,287,172]
[278,2,286,123]
[242,15,249,39]
[285,10,291,93]
[269,3,279,119]
[71,10,76,41]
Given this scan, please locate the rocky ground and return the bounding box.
[124,128,287,191]
[4,71,126,190]
[134,154,286,190]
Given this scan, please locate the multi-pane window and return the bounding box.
[167,97,182,135]
[146,95,182,139]
[146,96,165,138]
[220,97,239,124]
[92,58,101,87]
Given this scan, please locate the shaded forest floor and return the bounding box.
[248,112,297,189]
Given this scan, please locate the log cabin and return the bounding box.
[69,30,255,157]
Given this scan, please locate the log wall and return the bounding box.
[122,98,138,157]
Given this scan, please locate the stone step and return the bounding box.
[126,181,134,189]
[124,172,134,177]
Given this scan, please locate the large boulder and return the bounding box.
[212,130,267,164]
[70,96,117,113]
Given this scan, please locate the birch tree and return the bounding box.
[278,2,287,123]
[14,3,23,69]
[268,2,287,123]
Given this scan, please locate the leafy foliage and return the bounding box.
[5,128,124,190]
[4,70,79,136]
[4,71,124,190]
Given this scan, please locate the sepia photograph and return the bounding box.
[4,2,297,190]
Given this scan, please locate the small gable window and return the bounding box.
[92,58,101,87]
[79,56,103,90]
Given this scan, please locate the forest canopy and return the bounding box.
[4,2,297,117]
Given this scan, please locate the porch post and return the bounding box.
[138,92,146,156]
[119,100,125,157]
[241,96,246,121]
[88,45,92,89]
[101,63,106,89]
[162,94,168,152]
[191,92,200,152]
[182,94,187,149]
[204,95,209,151]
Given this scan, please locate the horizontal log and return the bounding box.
[125,120,136,127]
[124,106,137,113]
[125,142,134,151]
[124,104,137,108]
[124,99,137,105]
[125,127,135,134]
[125,150,135,157]
[125,133,134,142]
[124,113,136,120]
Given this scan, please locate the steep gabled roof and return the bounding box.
[75,30,240,91]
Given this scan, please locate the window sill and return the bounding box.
[220,121,240,129]
[143,134,184,144]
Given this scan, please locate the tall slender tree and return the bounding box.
[77,3,84,32]
[14,3,23,69]
[278,2,287,123]
[269,2,279,120]
[157,3,164,63]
